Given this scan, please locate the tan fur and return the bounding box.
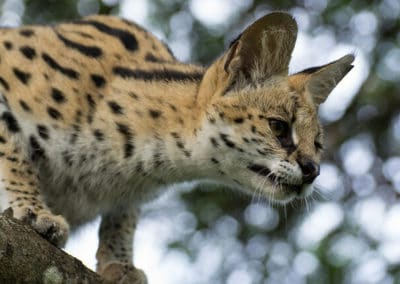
[0,12,353,283]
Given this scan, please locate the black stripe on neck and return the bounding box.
[113,66,203,82]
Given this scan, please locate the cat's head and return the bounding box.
[196,12,354,204]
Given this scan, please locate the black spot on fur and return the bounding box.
[171,132,191,157]
[183,149,191,158]
[116,123,134,158]
[170,132,179,139]
[149,109,162,119]
[135,161,144,173]
[7,157,18,162]
[56,32,102,58]
[90,74,106,88]
[79,154,87,164]
[13,68,31,85]
[85,95,96,123]
[19,100,31,112]
[72,124,81,132]
[176,141,184,149]
[113,66,203,82]
[74,111,82,124]
[29,136,45,161]
[42,53,79,79]
[47,107,63,120]
[234,117,244,124]
[2,112,20,132]
[86,94,96,109]
[37,125,49,140]
[220,133,235,148]
[153,152,163,168]
[70,133,78,144]
[211,158,219,164]
[257,149,270,156]
[116,123,132,137]
[218,170,226,176]
[19,46,36,60]
[0,77,10,91]
[19,29,34,37]
[3,41,13,50]
[62,150,73,167]
[145,53,165,63]
[251,138,262,144]
[93,129,104,141]
[51,88,66,104]
[169,104,177,112]
[124,143,134,158]
[73,122,82,132]
[108,101,123,115]
[128,92,139,100]
[210,137,219,148]
[74,20,138,51]
[0,136,6,143]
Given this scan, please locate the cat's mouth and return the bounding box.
[247,163,302,194]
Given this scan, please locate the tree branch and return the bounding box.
[0,211,104,283]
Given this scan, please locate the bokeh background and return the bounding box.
[1,0,399,283]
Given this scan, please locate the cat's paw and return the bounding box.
[99,262,148,284]
[12,207,69,248]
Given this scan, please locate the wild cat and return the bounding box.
[0,12,353,283]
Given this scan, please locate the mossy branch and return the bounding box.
[0,211,104,283]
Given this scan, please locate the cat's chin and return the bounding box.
[244,179,314,205]
[269,183,315,205]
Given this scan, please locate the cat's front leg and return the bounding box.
[0,124,69,248]
[96,207,147,284]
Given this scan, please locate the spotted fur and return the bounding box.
[0,12,353,283]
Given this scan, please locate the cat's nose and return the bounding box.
[298,158,320,184]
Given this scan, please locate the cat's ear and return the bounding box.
[223,12,297,86]
[304,54,355,104]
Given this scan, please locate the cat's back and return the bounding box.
[0,14,176,59]
[0,15,179,226]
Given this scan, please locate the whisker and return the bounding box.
[311,186,334,201]
[304,196,310,212]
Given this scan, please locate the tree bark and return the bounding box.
[0,211,104,283]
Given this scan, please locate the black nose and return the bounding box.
[298,158,320,184]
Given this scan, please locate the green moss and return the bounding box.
[43,266,63,284]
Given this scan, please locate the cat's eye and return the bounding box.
[269,119,289,137]
[315,141,324,150]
